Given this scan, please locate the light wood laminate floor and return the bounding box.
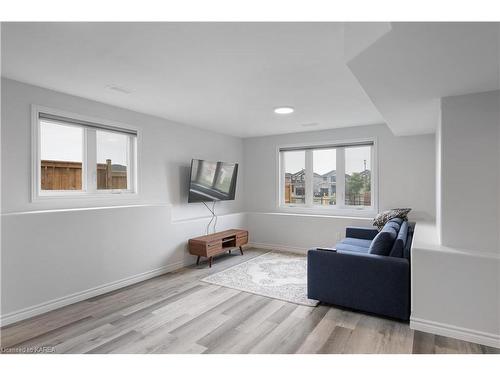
[1,248,498,354]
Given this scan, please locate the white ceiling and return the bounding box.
[1,22,384,138]
[3,22,498,138]
[345,22,500,135]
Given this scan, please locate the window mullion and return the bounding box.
[305,150,313,206]
[279,151,285,206]
[127,135,134,192]
[86,128,97,193]
[371,143,376,210]
[337,147,346,209]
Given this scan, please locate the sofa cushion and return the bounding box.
[335,243,370,253]
[341,238,372,248]
[404,231,413,260]
[385,221,401,232]
[389,240,404,258]
[389,221,409,258]
[369,227,397,256]
[389,217,404,225]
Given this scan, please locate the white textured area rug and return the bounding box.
[201,251,319,307]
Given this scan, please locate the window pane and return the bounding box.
[97,130,129,190]
[345,146,371,207]
[283,150,305,204]
[313,148,336,206]
[40,121,83,190]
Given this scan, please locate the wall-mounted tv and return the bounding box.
[188,159,238,203]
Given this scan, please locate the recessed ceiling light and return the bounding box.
[274,106,294,115]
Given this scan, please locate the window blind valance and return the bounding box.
[39,112,137,136]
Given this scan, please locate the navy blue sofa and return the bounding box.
[307,218,413,320]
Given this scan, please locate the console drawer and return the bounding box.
[207,240,223,255]
[236,236,248,246]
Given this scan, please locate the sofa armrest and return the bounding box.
[345,226,379,240]
[307,249,410,320]
[310,247,337,252]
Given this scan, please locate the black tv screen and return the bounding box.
[188,159,238,203]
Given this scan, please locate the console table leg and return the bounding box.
[209,257,213,268]
[239,246,244,255]
[196,256,200,265]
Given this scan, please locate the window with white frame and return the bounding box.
[33,108,138,199]
[279,141,375,211]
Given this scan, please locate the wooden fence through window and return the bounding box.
[41,160,127,190]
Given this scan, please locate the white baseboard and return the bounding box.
[248,242,308,255]
[0,260,187,327]
[410,317,500,349]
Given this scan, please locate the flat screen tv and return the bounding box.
[188,159,238,203]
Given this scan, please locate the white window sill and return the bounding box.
[2,203,169,216]
[34,191,137,200]
[277,205,377,219]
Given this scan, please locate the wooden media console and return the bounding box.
[188,229,248,267]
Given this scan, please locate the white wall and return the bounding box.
[244,124,435,218]
[410,91,500,348]
[243,124,436,249]
[1,78,244,219]
[1,79,245,324]
[1,207,246,324]
[440,90,500,253]
[411,222,500,348]
[247,212,373,253]
[435,107,442,244]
